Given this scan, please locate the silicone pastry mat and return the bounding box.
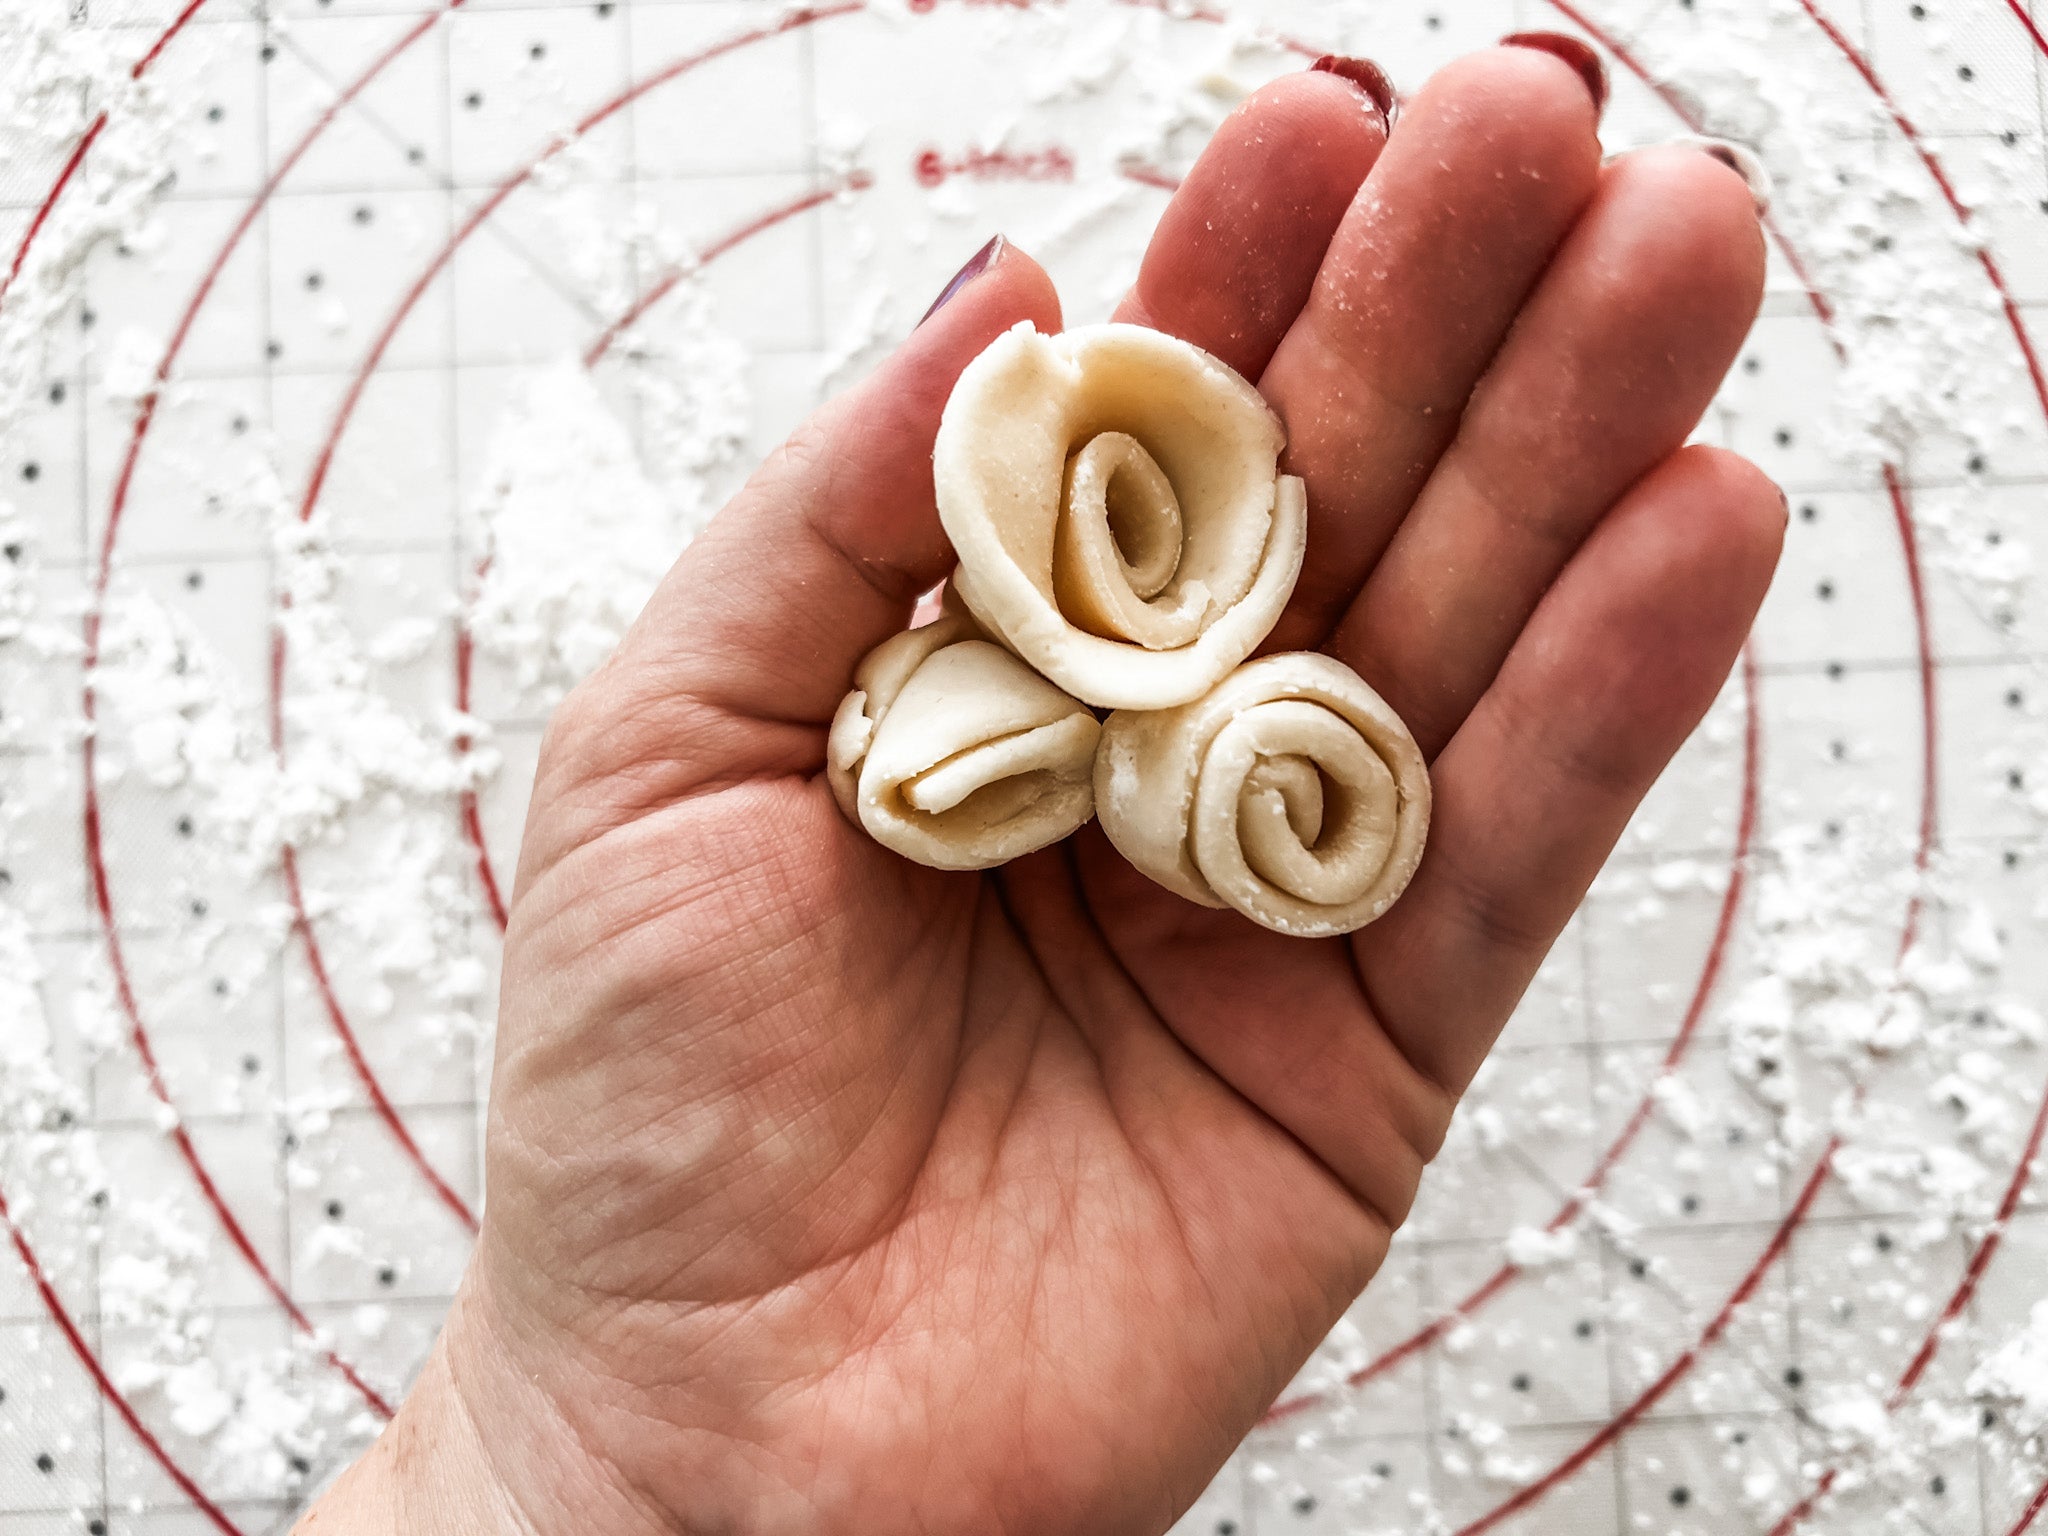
[1,0,2046,1531]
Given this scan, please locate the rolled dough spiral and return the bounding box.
[1094,653,1431,937]
[827,612,1101,871]
[936,322,1307,711]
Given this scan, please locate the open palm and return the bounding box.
[306,43,1784,1536]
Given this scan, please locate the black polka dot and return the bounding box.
[207,104,224,121]
[35,1452,53,1473]
[21,462,38,482]
[266,339,283,359]
[1969,453,1987,473]
[80,308,95,328]
[354,205,374,224]
[231,414,249,434]
[1373,1461,1393,1478]
[89,1521,106,1536]
[1931,1475,1947,1495]
[378,1265,397,1286]
[1743,355,1761,374]
[595,1,613,14]
[408,146,426,164]
[1630,1258,1649,1278]
[48,382,65,403]
[326,1199,345,1220]
[2010,769,2026,790]
[1670,1486,1691,1507]
[305,272,323,290]
[1958,64,1974,81]
[1785,1366,1804,1387]
[1292,1495,1316,1516]
[1826,661,1845,679]
[1799,502,1818,522]
[176,815,194,836]
[1681,1193,1700,1214]
[185,569,203,590]
[1575,1319,1595,1338]
[1874,234,1892,251]
[260,42,276,60]
[243,1055,261,1075]
[190,898,208,917]
[2006,849,2021,868]
[291,1455,312,1475]
[1985,1408,1999,1428]
[1910,3,1926,15]
[1876,1231,1893,1251]
[529,41,546,58]
[212,977,229,995]
[1817,580,1834,600]
[2,544,20,563]
[2005,688,2023,708]
[1829,739,1847,761]
[1216,1523,1236,1536]
[464,91,483,109]
[1775,427,1794,447]
[1511,1372,1531,1391]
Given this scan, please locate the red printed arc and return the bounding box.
[450,169,879,925]
[4,0,377,1509]
[0,1190,245,1535]
[81,2,470,1424]
[0,0,208,312]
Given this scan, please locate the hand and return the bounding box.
[299,42,1782,1536]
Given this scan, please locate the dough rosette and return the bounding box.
[828,611,1101,871]
[1095,653,1430,938]
[936,322,1306,711]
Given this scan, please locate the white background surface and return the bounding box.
[1,0,2047,1531]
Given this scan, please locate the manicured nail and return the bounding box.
[1309,55,1396,129]
[1679,135,1773,215]
[920,234,1005,326]
[1501,31,1609,116]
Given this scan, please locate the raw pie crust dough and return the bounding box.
[1095,653,1431,939]
[828,611,1100,871]
[936,321,1307,711]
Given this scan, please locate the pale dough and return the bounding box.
[1094,652,1431,937]
[936,322,1307,711]
[828,612,1101,871]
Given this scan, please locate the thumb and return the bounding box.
[541,238,1062,810]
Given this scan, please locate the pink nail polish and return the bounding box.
[1309,54,1396,129]
[920,234,1006,326]
[1501,31,1610,116]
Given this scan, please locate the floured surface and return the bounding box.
[0,0,2045,1531]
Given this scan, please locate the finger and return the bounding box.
[1329,142,1769,757]
[1256,43,1606,650]
[1112,61,1391,380]
[1351,446,1784,1096]
[566,241,1061,777]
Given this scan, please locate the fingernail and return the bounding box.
[1501,31,1609,116]
[920,234,1005,327]
[1678,135,1773,215]
[1309,55,1396,129]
